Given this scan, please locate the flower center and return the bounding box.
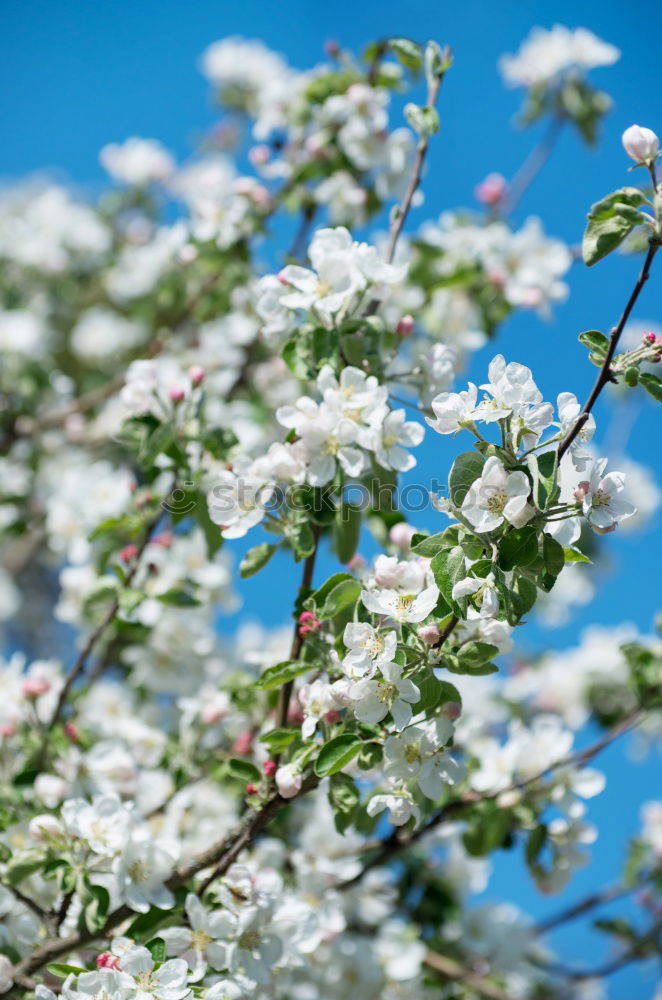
[127,859,149,883]
[486,489,507,514]
[404,742,421,764]
[395,594,414,613]
[592,488,611,508]
[191,928,213,951]
[239,929,261,951]
[378,681,397,704]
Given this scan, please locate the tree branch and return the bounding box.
[558,239,660,461]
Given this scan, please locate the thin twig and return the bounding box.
[338,710,643,889]
[558,239,660,461]
[504,116,564,216]
[424,949,517,1000]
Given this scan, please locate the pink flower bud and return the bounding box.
[298,611,317,624]
[622,125,659,164]
[248,144,271,166]
[417,624,441,646]
[233,730,254,755]
[21,677,51,698]
[245,783,259,796]
[153,530,174,548]
[325,709,342,724]
[573,481,590,502]
[169,385,186,403]
[440,700,462,721]
[474,172,507,206]
[277,269,290,285]
[644,332,657,344]
[188,365,205,386]
[346,553,366,573]
[0,723,15,738]
[120,544,139,562]
[389,522,416,550]
[324,39,340,57]
[96,953,121,970]
[275,764,303,799]
[263,759,277,777]
[64,722,80,743]
[396,314,415,337]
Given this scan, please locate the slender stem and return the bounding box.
[504,116,564,216]
[534,877,644,934]
[383,61,449,267]
[338,710,643,889]
[276,524,322,730]
[558,239,659,461]
[424,949,517,1000]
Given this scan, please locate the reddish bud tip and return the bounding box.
[396,314,415,337]
[245,783,259,796]
[120,544,139,562]
[263,760,277,777]
[169,385,186,403]
[188,365,205,386]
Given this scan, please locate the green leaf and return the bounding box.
[146,937,167,965]
[542,533,565,577]
[640,372,662,403]
[498,526,538,571]
[5,849,47,886]
[316,578,361,619]
[289,521,316,561]
[445,653,498,676]
[358,742,384,770]
[314,734,363,776]
[240,543,277,579]
[624,365,640,387]
[431,545,466,616]
[157,588,200,607]
[526,824,547,865]
[255,659,312,691]
[411,528,456,557]
[47,964,88,979]
[448,452,485,507]
[388,36,423,71]
[333,504,362,565]
[81,884,110,934]
[328,772,360,833]
[582,187,649,266]
[578,330,609,355]
[227,758,261,783]
[563,547,592,564]
[458,641,499,666]
[509,572,538,619]
[259,728,297,750]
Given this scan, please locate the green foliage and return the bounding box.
[314,734,363,776]
[582,188,650,266]
[254,659,314,691]
[240,543,278,579]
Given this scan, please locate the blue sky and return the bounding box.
[3,1,661,994]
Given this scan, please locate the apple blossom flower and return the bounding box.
[384,718,466,799]
[298,679,338,737]
[349,661,420,730]
[342,621,397,679]
[426,383,479,435]
[359,408,424,472]
[461,456,534,532]
[361,583,439,624]
[452,571,499,617]
[120,945,191,999]
[114,834,177,913]
[367,787,421,826]
[161,893,237,981]
[61,793,133,856]
[574,458,636,533]
[556,392,596,470]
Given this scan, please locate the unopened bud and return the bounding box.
[389,522,416,549]
[622,125,659,165]
[29,813,64,841]
[21,677,51,698]
[396,314,415,337]
[474,172,507,206]
[120,544,139,562]
[96,953,121,970]
[263,759,277,777]
[245,782,259,796]
[418,624,441,645]
[188,365,205,386]
[169,385,186,403]
[440,700,462,721]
